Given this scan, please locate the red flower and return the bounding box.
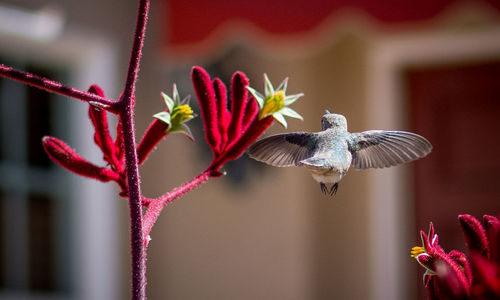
[191,66,275,174]
[413,215,500,299]
[43,84,186,197]
[42,136,120,182]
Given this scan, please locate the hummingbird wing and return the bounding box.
[247,132,316,167]
[350,130,432,169]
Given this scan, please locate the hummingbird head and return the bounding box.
[321,112,347,130]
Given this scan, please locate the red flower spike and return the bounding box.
[241,96,259,132]
[459,214,490,260]
[226,71,249,143]
[42,136,119,182]
[434,261,470,300]
[88,84,104,97]
[225,116,274,161]
[191,66,221,154]
[192,66,276,174]
[136,115,169,165]
[434,251,470,291]
[210,116,274,171]
[449,250,472,285]
[115,118,125,164]
[87,85,120,170]
[413,216,500,300]
[413,222,472,298]
[416,253,434,270]
[426,276,441,300]
[483,215,500,231]
[483,215,500,265]
[213,78,230,151]
[421,229,436,252]
[438,253,471,294]
[429,222,436,241]
[469,252,500,298]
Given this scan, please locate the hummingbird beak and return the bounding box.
[325,109,331,114]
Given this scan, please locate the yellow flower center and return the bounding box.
[171,104,194,125]
[259,91,285,119]
[410,246,425,258]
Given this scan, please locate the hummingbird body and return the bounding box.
[248,111,432,196]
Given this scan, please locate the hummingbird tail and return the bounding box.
[329,183,338,196]
[320,183,328,195]
[319,182,339,197]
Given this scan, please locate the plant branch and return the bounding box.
[119,0,149,108]
[0,64,118,111]
[142,170,214,240]
[120,0,150,299]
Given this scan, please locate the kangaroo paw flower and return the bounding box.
[42,136,119,182]
[191,66,303,173]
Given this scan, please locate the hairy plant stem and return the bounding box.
[121,107,146,300]
[121,0,150,299]
[0,64,118,111]
[142,170,214,240]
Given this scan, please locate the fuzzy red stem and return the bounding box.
[0,64,118,111]
[120,0,150,299]
[210,116,274,171]
[142,170,213,240]
[137,118,169,165]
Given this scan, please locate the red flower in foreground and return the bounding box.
[412,215,500,299]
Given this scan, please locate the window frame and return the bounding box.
[0,26,120,300]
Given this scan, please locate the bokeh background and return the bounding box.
[1,0,500,299]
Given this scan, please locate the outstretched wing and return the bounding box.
[247,132,317,167]
[350,130,432,169]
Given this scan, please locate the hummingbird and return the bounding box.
[247,110,432,196]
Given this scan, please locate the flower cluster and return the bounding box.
[43,83,196,198]
[42,67,304,239]
[412,214,500,299]
[191,66,301,174]
[139,66,304,240]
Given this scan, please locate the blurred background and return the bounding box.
[0,0,500,299]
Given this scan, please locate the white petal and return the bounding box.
[246,86,264,108]
[276,77,288,93]
[153,111,171,125]
[273,113,288,128]
[172,83,180,103]
[161,92,175,112]
[180,95,191,105]
[283,93,304,106]
[280,107,303,120]
[264,74,274,97]
[178,124,195,141]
